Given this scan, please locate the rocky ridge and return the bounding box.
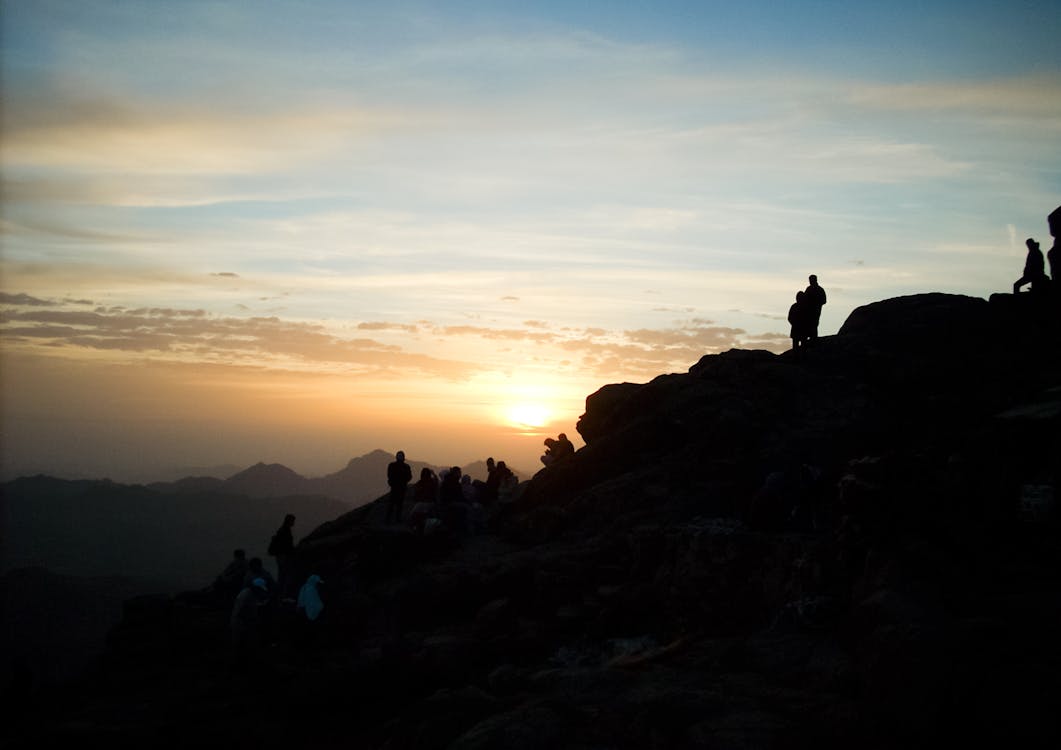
[5,292,1060,749]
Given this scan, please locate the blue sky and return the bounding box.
[2,1,1059,481]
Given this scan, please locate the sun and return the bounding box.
[507,401,552,429]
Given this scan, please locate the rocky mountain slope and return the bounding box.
[5,292,1059,749]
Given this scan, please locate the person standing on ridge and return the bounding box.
[803,275,827,345]
[788,290,809,356]
[268,513,296,598]
[1013,238,1047,294]
[386,450,413,524]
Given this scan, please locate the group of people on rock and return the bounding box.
[386,451,519,535]
[204,514,326,671]
[540,432,575,466]
[788,274,827,355]
[1013,206,1061,296]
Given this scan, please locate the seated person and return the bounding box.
[212,548,249,598]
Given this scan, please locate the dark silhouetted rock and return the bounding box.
[7,292,1061,749]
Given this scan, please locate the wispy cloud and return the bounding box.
[845,75,1061,121]
[1,294,789,384]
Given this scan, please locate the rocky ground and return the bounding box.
[5,292,1060,749]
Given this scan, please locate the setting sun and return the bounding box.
[507,402,552,429]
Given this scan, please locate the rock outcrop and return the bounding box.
[5,293,1060,749]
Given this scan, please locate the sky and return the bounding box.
[2,0,1059,483]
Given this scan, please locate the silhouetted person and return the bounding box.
[212,548,249,599]
[541,433,574,466]
[413,466,438,502]
[386,450,413,524]
[439,466,468,532]
[295,574,325,649]
[472,458,495,504]
[230,577,271,672]
[440,466,464,504]
[494,460,516,500]
[477,457,500,503]
[1048,206,1060,284]
[409,467,440,533]
[1013,238,1047,294]
[268,513,296,598]
[243,557,277,593]
[788,291,810,354]
[803,275,827,343]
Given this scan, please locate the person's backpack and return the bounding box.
[267,533,279,556]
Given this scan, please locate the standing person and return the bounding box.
[788,291,809,355]
[268,514,296,598]
[386,450,413,524]
[1013,238,1047,294]
[803,275,827,344]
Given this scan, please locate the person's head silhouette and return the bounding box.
[1027,238,1040,252]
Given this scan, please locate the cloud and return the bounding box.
[357,321,420,333]
[0,292,788,386]
[211,272,240,278]
[0,292,56,306]
[845,75,1061,120]
[0,298,473,379]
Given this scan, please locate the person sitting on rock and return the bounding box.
[211,548,249,600]
[230,577,271,671]
[541,437,558,466]
[541,433,575,465]
[438,467,468,533]
[296,574,325,623]
[408,467,440,533]
[494,461,517,501]
[242,557,277,594]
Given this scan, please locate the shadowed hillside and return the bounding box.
[4,292,1060,749]
[1,478,349,586]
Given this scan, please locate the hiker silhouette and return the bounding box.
[386,450,413,524]
[211,548,249,600]
[788,290,810,354]
[268,513,296,597]
[803,275,827,343]
[1013,238,1048,294]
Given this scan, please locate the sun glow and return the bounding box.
[506,401,552,429]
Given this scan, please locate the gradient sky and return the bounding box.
[2,0,1059,482]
